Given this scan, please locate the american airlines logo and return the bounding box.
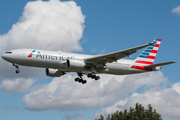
[28,50,36,57]
[35,51,75,61]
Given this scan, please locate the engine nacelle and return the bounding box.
[66,59,86,70]
[46,68,65,77]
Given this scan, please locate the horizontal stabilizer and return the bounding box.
[145,61,177,68]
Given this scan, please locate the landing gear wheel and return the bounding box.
[75,78,79,82]
[16,70,20,74]
[91,75,96,79]
[76,73,88,84]
[82,80,87,84]
[95,76,100,80]
[78,78,83,83]
[13,63,20,74]
[88,73,100,81]
[87,74,92,78]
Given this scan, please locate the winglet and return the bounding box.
[149,42,155,45]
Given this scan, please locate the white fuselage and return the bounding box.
[2,49,150,75]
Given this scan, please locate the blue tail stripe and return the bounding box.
[142,52,150,55]
[139,55,148,58]
[153,41,157,43]
[153,39,159,43]
[149,44,155,47]
[145,50,152,52]
[147,47,153,49]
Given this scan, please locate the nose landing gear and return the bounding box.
[16,70,20,74]
[13,63,20,74]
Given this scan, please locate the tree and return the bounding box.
[95,103,162,120]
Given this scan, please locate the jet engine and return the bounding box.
[46,68,65,77]
[66,59,86,70]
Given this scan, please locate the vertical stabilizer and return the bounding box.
[135,38,161,66]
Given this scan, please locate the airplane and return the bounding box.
[1,38,177,84]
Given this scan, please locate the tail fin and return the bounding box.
[135,38,161,66]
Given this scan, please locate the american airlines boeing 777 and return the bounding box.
[1,39,176,84]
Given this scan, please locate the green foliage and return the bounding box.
[96,103,162,120]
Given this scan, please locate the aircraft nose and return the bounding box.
[2,54,9,61]
[2,54,5,60]
[2,53,12,61]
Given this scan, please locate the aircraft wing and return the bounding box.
[85,43,154,65]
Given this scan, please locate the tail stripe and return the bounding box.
[136,57,154,62]
[131,65,153,71]
[139,55,148,58]
[147,47,154,49]
[150,44,160,47]
[157,41,161,44]
[145,50,152,52]
[135,60,153,65]
[139,55,155,59]
[154,44,160,47]
[151,50,157,53]
[134,38,161,66]
[142,52,150,55]
[149,53,157,56]
[147,55,155,59]
[152,47,159,50]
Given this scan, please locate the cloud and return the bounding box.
[0,0,85,78]
[100,49,106,54]
[63,111,85,120]
[2,104,19,110]
[94,82,180,120]
[172,5,180,15]
[23,71,166,111]
[91,48,106,54]
[0,0,85,52]
[91,48,98,53]
[0,78,36,92]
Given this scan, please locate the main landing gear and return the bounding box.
[87,73,100,80]
[75,73,87,84]
[74,73,100,84]
[13,63,20,74]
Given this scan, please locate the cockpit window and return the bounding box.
[6,52,12,54]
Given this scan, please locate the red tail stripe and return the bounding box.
[158,39,161,42]
[131,65,152,71]
[147,55,155,59]
[151,50,157,53]
[135,60,153,65]
[154,44,160,47]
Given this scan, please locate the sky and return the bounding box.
[0,0,180,120]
